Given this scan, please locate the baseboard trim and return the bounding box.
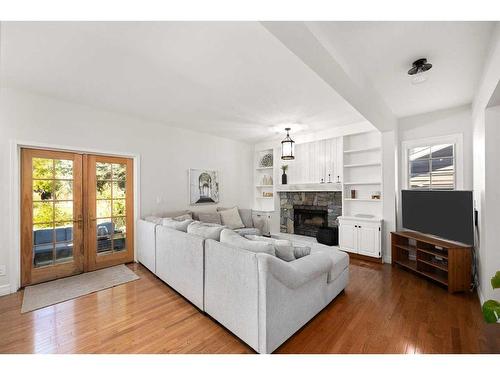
[0,284,11,296]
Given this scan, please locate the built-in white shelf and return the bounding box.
[276,183,342,192]
[344,198,383,202]
[343,181,382,185]
[255,185,274,188]
[343,146,381,154]
[256,166,273,170]
[344,162,381,168]
[256,196,274,199]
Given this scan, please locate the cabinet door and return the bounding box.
[339,222,358,253]
[357,224,380,258]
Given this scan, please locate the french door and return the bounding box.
[21,149,134,287]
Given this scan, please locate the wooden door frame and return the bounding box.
[8,140,140,293]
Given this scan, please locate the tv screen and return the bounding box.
[402,190,474,245]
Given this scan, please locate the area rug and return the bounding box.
[21,265,139,313]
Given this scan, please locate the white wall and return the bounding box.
[472,23,500,303]
[0,87,253,294]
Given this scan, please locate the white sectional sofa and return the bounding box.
[136,208,349,353]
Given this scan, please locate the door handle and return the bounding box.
[73,215,84,229]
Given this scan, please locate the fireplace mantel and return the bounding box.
[276,183,342,192]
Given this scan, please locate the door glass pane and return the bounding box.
[112,181,126,198]
[112,199,126,216]
[97,200,112,218]
[97,218,112,254]
[112,163,126,180]
[33,180,54,201]
[55,222,73,263]
[33,223,54,267]
[54,159,73,179]
[96,181,112,199]
[54,180,73,200]
[55,201,73,222]
[112,217,126,252]
[33,245,54,267]
[33,202,54,224]
[96,162,112,180]
[32,158,54,179]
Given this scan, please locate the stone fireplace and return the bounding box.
[279,191,342,236]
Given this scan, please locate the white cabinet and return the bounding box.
[338,216,382,258]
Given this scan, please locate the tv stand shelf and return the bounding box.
[391,231,472,293]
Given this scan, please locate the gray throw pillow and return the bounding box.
[198,212,222,225]
[274,245,311,262]
[219,207,245,229]
[161,218,193,232]
[187,221,225,241]
[144,216,162,224]
[173,213,193,221]
[220,229,275,256]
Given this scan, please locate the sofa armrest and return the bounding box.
[137,219,158,273]
[257,252,333,289]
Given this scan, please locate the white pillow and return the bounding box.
[144,216,162,224]
[161,218,193,232]
[219,207,245,229]
[173,213,193,221]
[274,245,312,262]
[187,221,225,241]
[245,235,291,247]
[220,229,275,255]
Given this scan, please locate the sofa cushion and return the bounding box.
[218,207,253,228]
[191,207,218,221]
[198,212,222,225]
[219,207,245,229]
[161,218,193,232]
[234,228,262,236]
[274,245,312,262]
[220,229,275,256]
[245,235,291,247]
[144,216,162,224]
[173,213,193,221]
[187,221,225,240]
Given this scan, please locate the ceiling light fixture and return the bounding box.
[281,127,295,160]
[408,58,433,85]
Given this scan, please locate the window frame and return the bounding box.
[402,134,464,191]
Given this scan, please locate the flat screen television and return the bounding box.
[401,190,474,245]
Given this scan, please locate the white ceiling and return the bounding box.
[309,21,495,118]
[0,22,366,143]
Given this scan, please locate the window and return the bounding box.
[408,144,455,190]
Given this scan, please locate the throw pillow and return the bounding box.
[218,207,253,228]
[173,213,193,221]
[274,245,312,262]
[219,207,245,229]
[187,221,225,241]
[144,216,162,224]
[245,235,291,247]
[161,218,193,232]
[220,229,275,255]
[198,212,222,225]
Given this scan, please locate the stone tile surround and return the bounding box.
[279,191,342,234]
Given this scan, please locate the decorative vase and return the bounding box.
[281,172,287,185]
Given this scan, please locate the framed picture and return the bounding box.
[189,169,219,205]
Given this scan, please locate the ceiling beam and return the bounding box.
[261,21,397,132]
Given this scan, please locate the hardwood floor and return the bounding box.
[0,260,498,354]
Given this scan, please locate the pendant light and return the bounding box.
[281,127,295,160]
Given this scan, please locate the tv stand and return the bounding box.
[391,231,472,293]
